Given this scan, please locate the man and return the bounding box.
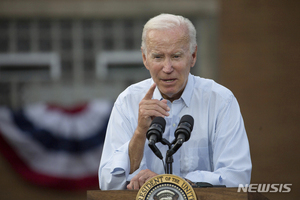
[99,13,252,190]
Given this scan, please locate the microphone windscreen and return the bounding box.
[179,115,194,131]
[151,117,166,132]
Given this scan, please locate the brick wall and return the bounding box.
[219,1,300,199]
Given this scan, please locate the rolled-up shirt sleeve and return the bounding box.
[98,101,133,190]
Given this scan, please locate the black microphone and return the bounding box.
[146,117,166,145]
[174,115,194,142]
[146,117,166,160]
[167,115,194,157]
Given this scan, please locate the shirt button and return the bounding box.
[173,123,176,127]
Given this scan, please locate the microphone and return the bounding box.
[146,117,166,144]
[146,117,166,160]
[167,115,194,157]
[174,115,194,142]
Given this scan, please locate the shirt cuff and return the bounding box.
[185,171,223,186]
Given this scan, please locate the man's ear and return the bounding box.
[191,46,198,68]
[141,48,149,70]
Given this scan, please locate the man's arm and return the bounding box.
[98,102,133,190]
[128,83,169,173]
[128,128,147,174]
[185,95,252,187]
[99,83,170,190]
[127,83,170,189]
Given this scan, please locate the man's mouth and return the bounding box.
[162,79,176,83]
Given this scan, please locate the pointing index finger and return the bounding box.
[143,83,156,100]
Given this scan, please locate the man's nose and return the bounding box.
[162,58,173,73]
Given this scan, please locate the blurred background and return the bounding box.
[0,0,299,200]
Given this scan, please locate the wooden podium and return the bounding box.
[87,188,270,200]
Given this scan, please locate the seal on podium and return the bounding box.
[136,174,197,200]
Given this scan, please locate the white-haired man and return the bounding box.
[99,13,252,190]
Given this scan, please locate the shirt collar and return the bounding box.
[152,73,193,107]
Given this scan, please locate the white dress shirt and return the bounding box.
[99,74,252,190]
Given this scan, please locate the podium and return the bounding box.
[87,188,270,200]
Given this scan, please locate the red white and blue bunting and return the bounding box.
[0,100,112,190]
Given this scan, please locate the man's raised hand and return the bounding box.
[129,83,170,174]
[137,83,170,134]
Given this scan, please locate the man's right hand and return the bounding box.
[128,83,170,174]
[136,83,170,135]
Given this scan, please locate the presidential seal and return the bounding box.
[136,174,197,200]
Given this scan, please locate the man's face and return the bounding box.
[142,27,197,101]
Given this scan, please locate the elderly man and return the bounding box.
[99,13,252,190]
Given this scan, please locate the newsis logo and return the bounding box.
[237,184,292,193]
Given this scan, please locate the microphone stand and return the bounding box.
[161,139,174,174]
[165,150,173,174]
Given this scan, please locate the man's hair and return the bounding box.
[141,13,197,55]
